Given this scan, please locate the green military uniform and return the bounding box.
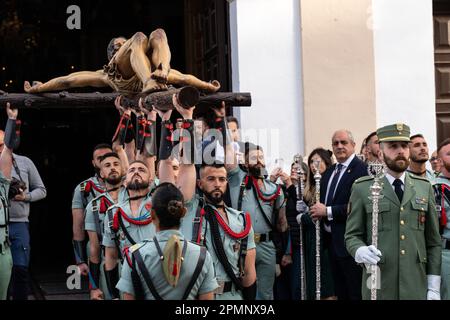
[72,175,106,210]
[72,175,106,266]
[117,229,219,299]
[85,188,127,299]
[181,195,256,300]
[228,167,285,300]
[0,172,11,300]
[102,194,156,253]
[434,174,450,299]
[345,124,442,300]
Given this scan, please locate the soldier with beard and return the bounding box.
[72,144,112,277]
[158,95,257,300]
[365,132,381,163]
[227,142,288,300]
[84,152,127,300]
[102,160,156,299]
[407,134,436,183]
[345,123,442,300]
[433,139,450,299]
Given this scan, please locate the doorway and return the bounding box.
[0,0,231,298]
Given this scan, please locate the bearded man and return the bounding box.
[345,123,442,300]
[227,142,287,300]
[407,134,436,183]
[102,160,156,299]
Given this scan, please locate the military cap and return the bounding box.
[376,123,410,142]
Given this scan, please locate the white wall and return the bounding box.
[229,0,304,171]
[372,0,437,151]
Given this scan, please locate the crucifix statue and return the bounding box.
[24,29,220,95]
[1,28,251,111]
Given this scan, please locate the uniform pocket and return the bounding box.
[411,202,427,231]
[365,202,391,231]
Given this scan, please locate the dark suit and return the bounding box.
[320,155,367,300]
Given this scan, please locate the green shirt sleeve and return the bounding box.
[72,184,84,209]
[84,200,96,232]
[425,183,442,276]
[344,183,368,258]
[197,251,219,295]
[247,226,256,250]
[116,261,135,296]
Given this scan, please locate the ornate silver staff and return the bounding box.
[294,154,307,300]
[367,161,385,300]
[312,158,322,300]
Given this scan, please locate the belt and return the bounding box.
[214,281,233,294]
[254,232,273,244]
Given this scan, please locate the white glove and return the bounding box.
[427,275,441,300]
[355,245,382,265]
[296,201,309,214]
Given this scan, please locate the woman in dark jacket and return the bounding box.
[283,148,336,300]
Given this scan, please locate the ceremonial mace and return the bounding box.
[294,154,307,300]
[312,159,322,300]
[367,161,385,300]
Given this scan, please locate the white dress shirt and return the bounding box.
[324,153,356,230]
[385,171,406,192]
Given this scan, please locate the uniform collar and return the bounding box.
[156,229,184,241]
[385,171,406,185]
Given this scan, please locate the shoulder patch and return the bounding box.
[129,243,142,253]
[354,176,373,184]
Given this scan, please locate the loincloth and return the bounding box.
[103,62,143,95]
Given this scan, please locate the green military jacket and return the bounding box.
[345,172,442,300]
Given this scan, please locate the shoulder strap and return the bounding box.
[249,183,274,229]
[192,198,205,243]
[204,206,243,291]
[12,156,24,182]
[107,208,123,260]
[117,212,136,246]
[237,176,250,211]
[182,246,207,300]
[132,249,163,300]
[91,199,103,243]
[237,212,249,277]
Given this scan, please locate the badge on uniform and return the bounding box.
[415,197,428,205]
[233,240,241,252]
[145,203,152,211]
[419,213,426,224]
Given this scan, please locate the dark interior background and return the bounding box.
[0,0,230,278]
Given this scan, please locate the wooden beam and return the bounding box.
[0,87,252,111]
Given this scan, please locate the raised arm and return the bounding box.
[171,94,197,202]
[112,96,132,172]
[155,106,175,185]
[24,70,109,93]
[0,103,18,179]
[136,98,157,182]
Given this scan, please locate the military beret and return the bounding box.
[376,123,410,142]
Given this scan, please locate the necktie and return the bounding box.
[325,164,343,206]
[393,179,404,203]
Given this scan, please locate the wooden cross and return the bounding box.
[0,87,251,111]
